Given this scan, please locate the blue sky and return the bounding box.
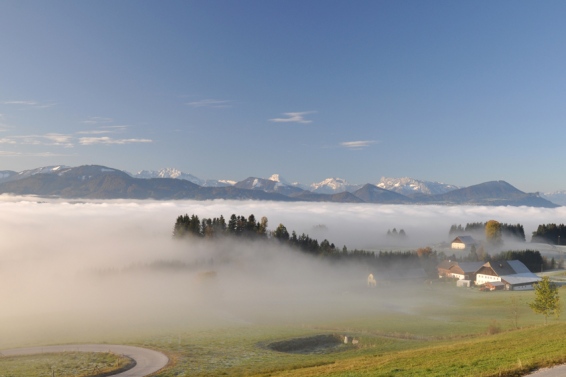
[1,1,565,192]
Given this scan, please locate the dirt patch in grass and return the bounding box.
[266,334,352,355]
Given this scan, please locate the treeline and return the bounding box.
[173,214,268,238]
[531,223,566,245]
[492,250,545,272]
[453,248,561,271]
[448,222,525,241]
[173,213,438,275]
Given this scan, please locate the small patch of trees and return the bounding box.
[173,213,268,239]
[492,250,544,273]
[386,228,407,239]
[485,220,502,247]
[449,222,525,242]
[532,223,566,245]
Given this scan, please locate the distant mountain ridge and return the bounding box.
[0,165,559,208]
[377,177,459,197]
[541,191,566,206]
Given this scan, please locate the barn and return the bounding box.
[437,260,484,281]
[450,236,478,250]
[475,260,540,290]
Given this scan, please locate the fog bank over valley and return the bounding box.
[1,196,565,348]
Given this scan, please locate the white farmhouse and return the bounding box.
[475,260,540,290]
[450,235,477,250]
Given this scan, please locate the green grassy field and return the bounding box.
[2,284,565,377]
[0,352,130,377]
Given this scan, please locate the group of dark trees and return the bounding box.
[455,246,561,271]
[173,213,438,276]
[173,213,268,239]
[448,222,526,242]
[531,223,566,245]
[386,228,407,239]
[492,250,545,272]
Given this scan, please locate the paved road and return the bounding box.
[0,344,169,377]
[526,365,566,377]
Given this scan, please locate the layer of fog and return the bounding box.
[1,196,565,348]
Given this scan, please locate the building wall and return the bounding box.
[510,284,534,291]
[452,273,465,280]
[451,242,466,250]
[476,274,502,285]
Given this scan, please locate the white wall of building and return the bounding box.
[476,274,502,285]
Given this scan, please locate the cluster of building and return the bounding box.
[437,259,540,290]
[443,235,541,290]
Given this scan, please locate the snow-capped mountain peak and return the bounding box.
[310,177,362,194]
[268,174,290,185]
[376,177,459,196]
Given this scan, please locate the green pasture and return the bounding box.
[1,284,565,377]
[0,352,129,377]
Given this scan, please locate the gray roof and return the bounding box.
[486,261,516,276]
[480,260,540,286]
[507,260,532,274]
[451,236,477,245]
[501,274,541,285]
[486,281,505,287]
[455,262,485,274]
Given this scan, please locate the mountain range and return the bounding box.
[0,165,559,208]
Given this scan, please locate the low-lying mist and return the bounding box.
[1,196,565,348]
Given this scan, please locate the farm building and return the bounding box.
[437,260,484,281]
[450,236,478,250]
[475,260,540,290]
[484,281,505,291]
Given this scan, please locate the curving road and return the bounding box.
[525,365,566,377]
[0,344,169,377]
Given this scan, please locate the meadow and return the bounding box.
[2,282,565,377]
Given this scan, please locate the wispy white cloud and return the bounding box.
[3,100,38,105]
[0,151,69,157]
[10,134,74,147]
[270,111,316,124]
[187,99,233,108]
[81,117,114,125]
[78,137,153,145]
[0,138,17,144]
[77,125,129,135]
[340,140,377,150]
[43,133,74,147]
[3,100,56,109]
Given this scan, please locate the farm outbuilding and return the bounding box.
[484,281,505,291]
[456,279,471,288]
[437,260,484,281]
[450,236,478,250]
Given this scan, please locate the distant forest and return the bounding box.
[448,222,526,241]
[173,213,438,275]
[173,214,559,275]
[531,223,566,245]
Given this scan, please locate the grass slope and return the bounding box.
[0,352,131,377]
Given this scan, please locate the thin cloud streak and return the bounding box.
[81,117,114,125]
[340,140,377,149]
[187,99,233,108]
[270,111,316,124]
[3,100,56,109]
[3,101,38,105]
[79,137,153,145]
[0,151,70,157]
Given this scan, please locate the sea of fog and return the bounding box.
[1,195,565,348]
